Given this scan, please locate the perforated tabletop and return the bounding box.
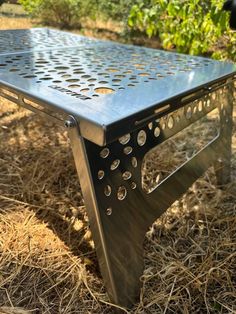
[0,28,235,145]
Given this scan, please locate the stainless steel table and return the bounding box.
[0,28,235,308]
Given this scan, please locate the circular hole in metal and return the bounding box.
[104,185,112,197]
[23,75,37,78]
[131,157,138,168]
[117,186,127,200]
[212,92,216,100]
[81,75,91,79]
[98,170,105,180]
[131,182,137,190]
[119,134,130,145]
[198,101,203,112]
[122,171,132,181]
[81,88,90,93]
[107,68,119,73]
[167,116,174,129]
[100,148,110,158]
[138,72,150,77]
[123,146,133,155]
[162,122,166,130]
[55,66,69,70]
[110,159,120,171]
[9,68,19,72]
[40,77,53,80]
[193,106,197,114]
[94,87,115,94]
[67,79,80,83]
[137,130,146,146]
[186,106,192,119]
[154,127,161,137]
[68,84,80,89]
[106,207,112,216]
[206,99,211,107]
[115,74,125,78]
[148,122,153,130]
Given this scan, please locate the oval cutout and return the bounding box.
[95,88,115,94]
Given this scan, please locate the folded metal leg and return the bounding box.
[67,82,234,309]
[214,84,234,186]
[68,121,158,307]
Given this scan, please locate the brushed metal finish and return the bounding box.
[0,28,234,309]
[68,83,234,308]
[0,28,235,145]
[214,83,234,185]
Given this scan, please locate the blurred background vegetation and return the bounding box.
[2,0,236,61]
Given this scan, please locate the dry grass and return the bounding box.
[0,17,32,30]
[0,17,236,314]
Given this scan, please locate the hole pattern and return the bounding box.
[96,86,229,208]
[0,28,215,100]
[141,87,228,193]
[0,29,92,54]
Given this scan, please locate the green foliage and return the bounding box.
[212,31,236,62]
[95,0,141,21]
[227,33,236,61]
[128,0,230,56]
[19,0,95,29]
[18,0,235,62]
[0,0,5,6]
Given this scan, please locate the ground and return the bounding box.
[0,13,236,314]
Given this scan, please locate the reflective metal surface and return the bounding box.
[0,28,93,54]
[0,28,235,145]
[1,29,235,309]
[68,83,234,308]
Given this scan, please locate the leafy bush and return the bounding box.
[128,0,230,56]
[96,0,139,21]
[19,0,95,29]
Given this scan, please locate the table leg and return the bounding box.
[66,82,235,308]
[214,84,234,186]
[67,122,155,308]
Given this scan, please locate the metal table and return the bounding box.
[0,28,235,308]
